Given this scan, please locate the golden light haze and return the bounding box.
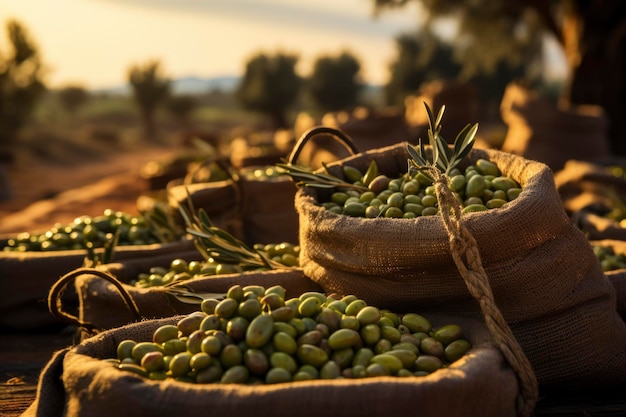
[0,0,424,90]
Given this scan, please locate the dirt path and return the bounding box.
[0,144,180,235]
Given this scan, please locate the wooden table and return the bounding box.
[0,326,75,417]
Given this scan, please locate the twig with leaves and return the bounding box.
[178,198,288,271]
[407,103,478,179]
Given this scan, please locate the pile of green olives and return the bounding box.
[132,242,300,288]
[1,209,163,252]
[240,166,286,181]
[108,285,472,384]
[592,244,626,272]
[321,159,522,218]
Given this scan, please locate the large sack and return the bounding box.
[0,239,195,331]
[295,141,626,394]
[24,296,519,417]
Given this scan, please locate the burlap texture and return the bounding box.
[0,239,194,331]
[22,306,518,417]
[295,141,626,393]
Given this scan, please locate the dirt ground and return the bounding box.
[0,143,181,236]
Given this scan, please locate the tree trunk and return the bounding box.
[561,0,626,156]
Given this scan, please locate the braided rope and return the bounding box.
[426,166,539,417]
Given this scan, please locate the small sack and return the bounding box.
[0,239,194,331]
[25,300,519,417]
[554,159,626,215]
[573,211,626,241]
[295,141,626,393]
[50,265,321,336]
[167,169,299,246]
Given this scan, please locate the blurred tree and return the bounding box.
[0,19,46,200]
[308,51,363,112]
[58,85,90,115]
[165,94,197,130]
[372,0,626,155]
[385,30,461,106]
[128,60,170,141]
[236,52,300,129]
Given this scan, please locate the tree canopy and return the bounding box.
[235,51,300,129]
[128,60,170,140]
[0,19,46,163]
[308,51,363,113]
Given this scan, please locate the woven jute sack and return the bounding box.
[167,174,299,246]
[499,83,610,172]
[572,211,626,241]
[49,265,322,337]
[0,239,194,331]
[25,288,519,417]
[295,141,626,394]
[554,159,626,215]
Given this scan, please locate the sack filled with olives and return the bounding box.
[291,117,626,393]
[53,266,318,337]
[50,210,307,335]
[0,209,193,331]
[167,165,299,247]
[591,239,626,321]
[24,282,520,417]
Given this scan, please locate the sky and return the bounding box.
[0,0,428,90]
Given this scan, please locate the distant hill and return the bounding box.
[92,75,241,96]
[91,75,385,104]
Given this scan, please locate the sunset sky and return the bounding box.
[0,0,427,90]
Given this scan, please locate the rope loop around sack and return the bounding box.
[48,267,142,335]
[422,165,539,417]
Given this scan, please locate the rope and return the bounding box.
[424,165,539,417]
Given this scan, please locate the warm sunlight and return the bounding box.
[0,0,423,89]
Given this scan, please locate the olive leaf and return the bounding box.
[408,102,478,177]
[165,286,226,305]
[275,161,368,192]
[178,198,287,271]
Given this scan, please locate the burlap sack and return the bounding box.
[295,141,626,394]
[0,239,194,331]
[573,211,626,241]
[167,178,243,238]
[500,82,609,171]
[49,265,321,336]
[24,295,519,417]
[554,159,626,215]
[167,173,299,246]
